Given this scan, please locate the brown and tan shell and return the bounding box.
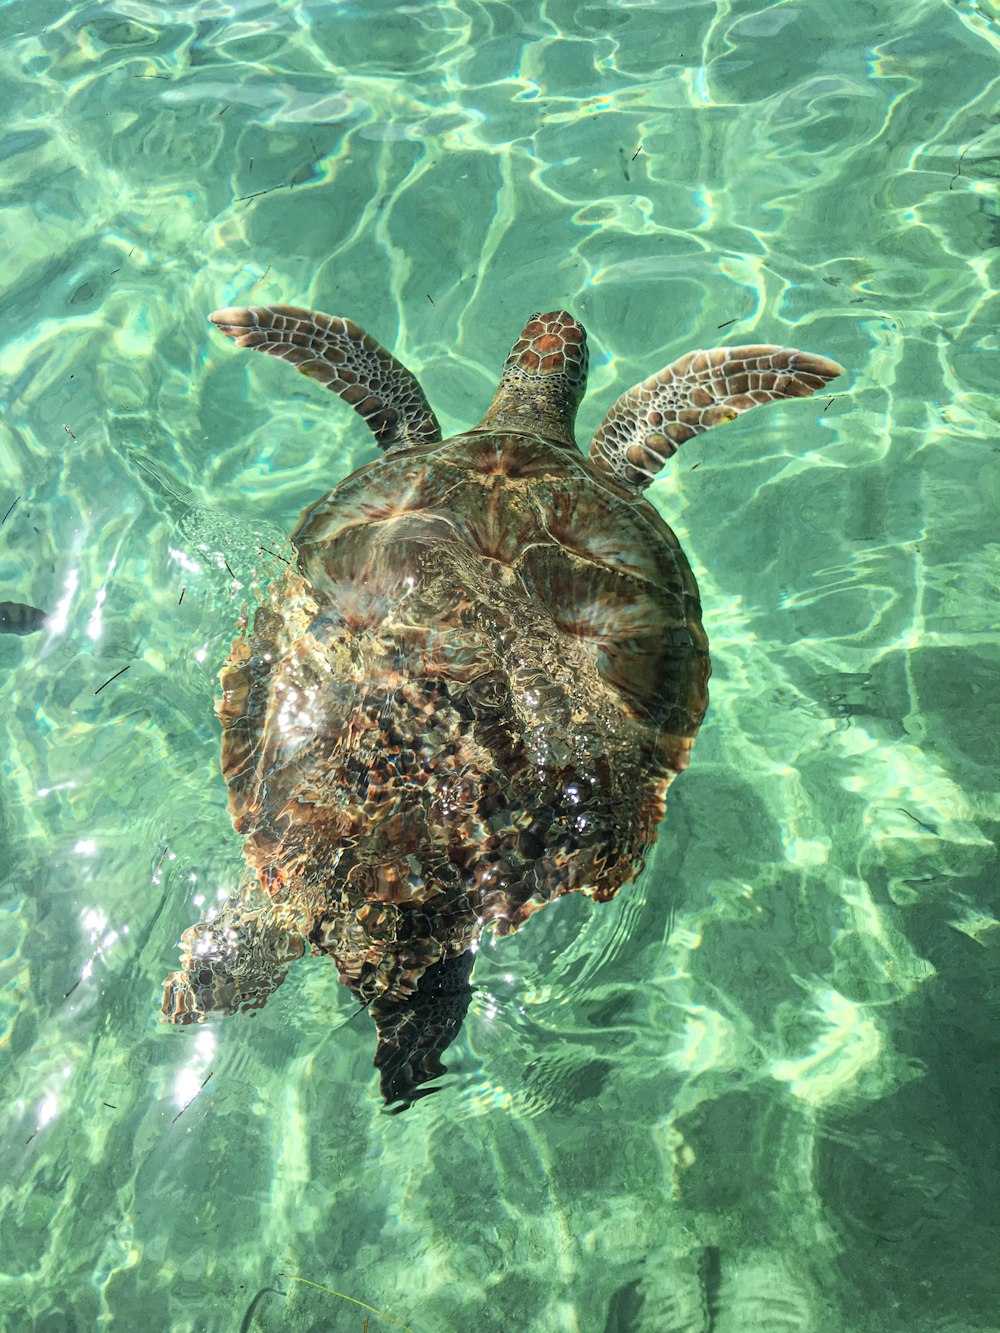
[217,430,708,1004]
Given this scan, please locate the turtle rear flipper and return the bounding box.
[370,951,475,1109]
[161,888,306,1023]
[209,305,441,452]
[589,344,845,490]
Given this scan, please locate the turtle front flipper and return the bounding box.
[369,951,475,1109]
[589,344,845,490]
[161,885,307,1024]
[209,305,441,451]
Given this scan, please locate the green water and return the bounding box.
[2,0,999,1329]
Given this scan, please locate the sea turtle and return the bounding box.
[161,303,842,1106]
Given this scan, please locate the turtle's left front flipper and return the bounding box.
[369,951,475,1110]
[161,885,306,1024]
[210,305,441,452]
[589,344,844,491]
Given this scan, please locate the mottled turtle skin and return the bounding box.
[162,305,842,1105]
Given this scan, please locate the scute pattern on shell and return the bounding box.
[218,432,708,1008]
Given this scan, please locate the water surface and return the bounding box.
[1,1,999,1329]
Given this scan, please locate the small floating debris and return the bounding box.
[238,1284,286,1333]
[94,665,130,695]
[279,1273,415,1333]
[897,807,939,837]
[171,1070,214,1124]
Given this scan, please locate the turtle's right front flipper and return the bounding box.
[161,884,306,1024]
[589,343,844,490]
[210,305,441,451]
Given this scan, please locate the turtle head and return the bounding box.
[475,310,588,448]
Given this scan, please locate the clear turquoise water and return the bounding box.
[2,0,999,1329]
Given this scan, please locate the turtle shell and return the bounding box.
[217,430,709,1004]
